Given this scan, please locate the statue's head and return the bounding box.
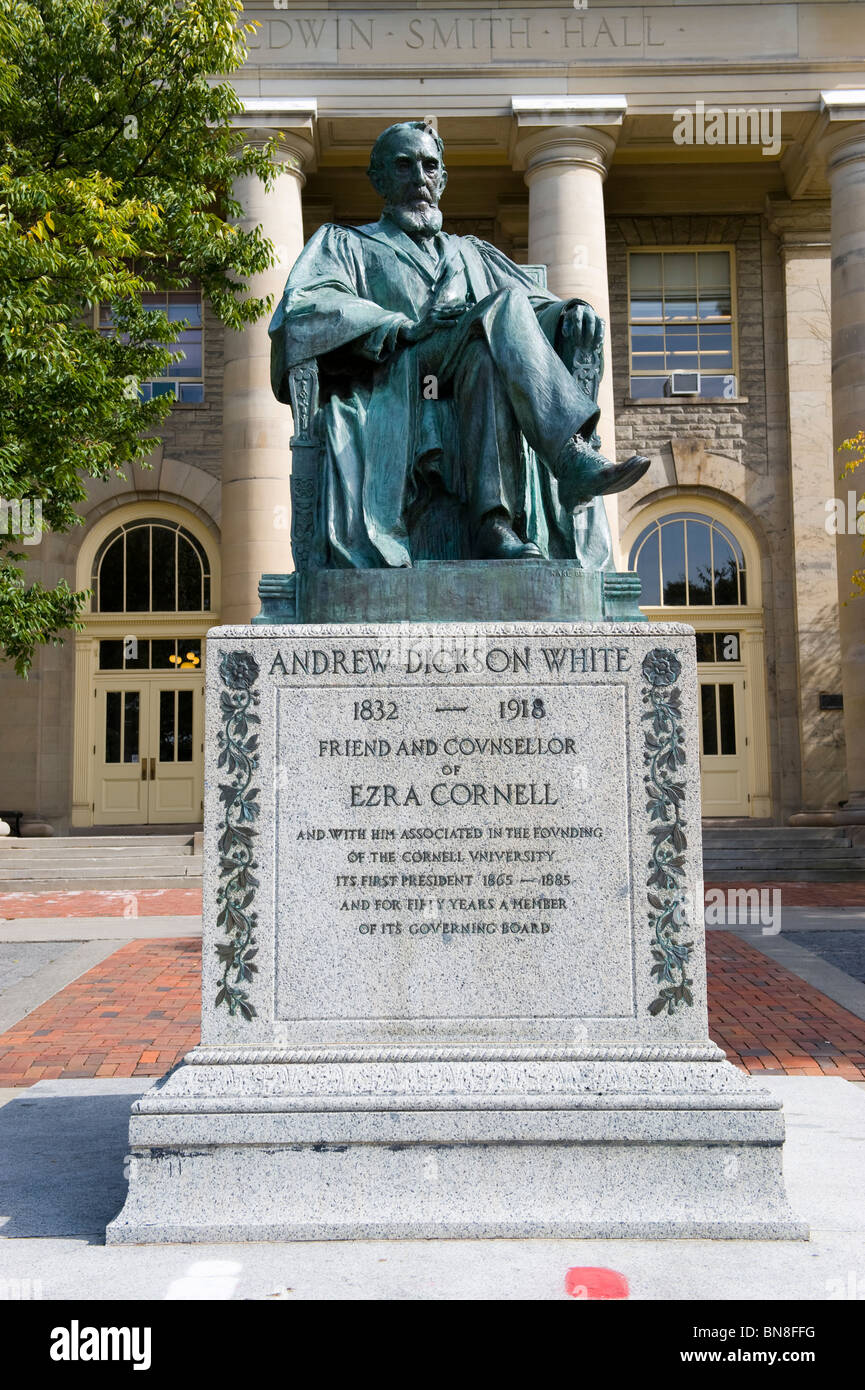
[367,121,447,238]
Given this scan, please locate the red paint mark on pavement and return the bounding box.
[566,1268,629,1300]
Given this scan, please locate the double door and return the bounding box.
[94,678,203,824]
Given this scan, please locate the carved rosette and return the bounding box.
[641,648,694,1016]
[215,650,261,1021]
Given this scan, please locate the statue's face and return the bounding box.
[377,128,445,211]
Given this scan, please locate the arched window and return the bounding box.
[629,511,747,607]
[91,519,211,613]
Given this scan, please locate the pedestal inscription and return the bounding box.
[107,623,806,1243]
[276,678,633,1025]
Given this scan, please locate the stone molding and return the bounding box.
[232,98,318,175]
[510,95,625,175]
[186,1044,727,1065]
[765,194,830,254]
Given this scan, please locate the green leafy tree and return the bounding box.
[0,0,277,673]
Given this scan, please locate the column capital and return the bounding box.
[510,96,625,177]
[233,99,318,176]
[818,91,865,172]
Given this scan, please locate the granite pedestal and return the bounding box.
[107,621,805,1242]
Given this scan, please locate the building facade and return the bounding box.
[2,0,865,834]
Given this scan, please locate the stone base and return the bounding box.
[254,563,645,625]
[106,1047,807,1243]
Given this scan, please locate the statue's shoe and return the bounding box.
[555,436,651,511]
[475,516,542,560]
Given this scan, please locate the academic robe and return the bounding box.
[269,217,613,570]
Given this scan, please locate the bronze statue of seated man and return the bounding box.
[269,120,649,568]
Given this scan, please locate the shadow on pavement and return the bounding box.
[0,1083,147,1243]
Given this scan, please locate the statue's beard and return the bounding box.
[385,201,443,239]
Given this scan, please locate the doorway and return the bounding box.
[72,504,218,828]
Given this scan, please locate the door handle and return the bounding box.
[150,757,156,780]
[141,759,147,781]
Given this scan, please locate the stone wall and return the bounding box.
[608,214,823,821]
[150,302,225,481]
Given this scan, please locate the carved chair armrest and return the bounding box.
[287,359,321,572]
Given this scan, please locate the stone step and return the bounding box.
[703,846,859,858]
[3,836,194,853]
[704,868,865,882]
[0,876,203,893]
[1,850,196,865]
[702,829,851,845]
[0,857,201,876]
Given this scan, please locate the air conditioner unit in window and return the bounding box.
[665,371,700,396]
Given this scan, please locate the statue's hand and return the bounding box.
[399,300,468,345]
[561,302,605,358]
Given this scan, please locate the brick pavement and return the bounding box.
[0,932,864,1086]
[3,882,864,920]
[708,932,865,1080]
[0,938,200,1085]
[0,889,202,918]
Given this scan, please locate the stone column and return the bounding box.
[765,198,846,816]
[512,98,626,562]
[221,105,316,625]
[821,97,865,820]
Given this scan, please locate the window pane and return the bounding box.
[660,519,687,605]
[685,519,713,606]
[712,532,741,604]
[151,526,176,611]
[152,639,177,669]
[630,254,662,291]
[125,527,150,611]
[698,252,731,318]
[695,632,716,662]
[698,251,730,288]
[99,640,123,670]
[176,639,202,670]
[630,253,663,319]
[178,382,204,403]
[701,684,719,756]
[105,691,121,762]
[663,253,697,320]
[718,632,740,662]
[633,529,660,607]
[700,375,735,399]
[124,637,150,670]
[698,322,733,370]
[629,375,667,398]
[123,691,140,763]
[177,536,203,610]
[159,689,175,762]
[665,325,700,371]
[98,536,124,612]
[630,325,665,371]
[167,294,201,325]
[718,684,736,754]
[177,689,193,762]
[173,336,202,378]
